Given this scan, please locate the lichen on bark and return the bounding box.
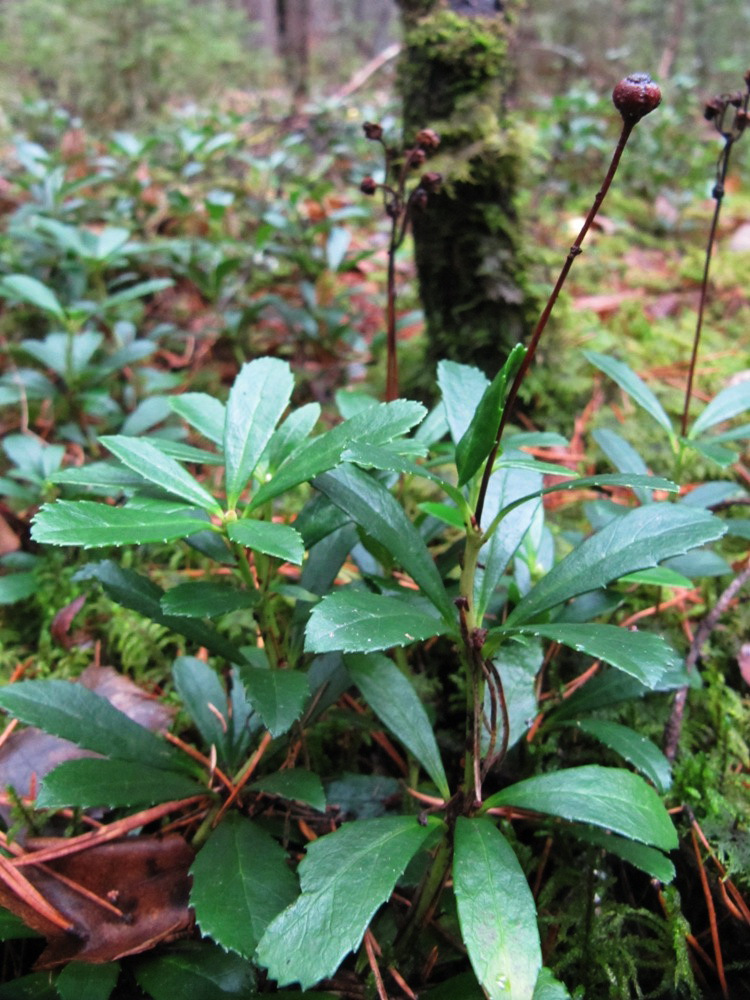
[396,1,533,378]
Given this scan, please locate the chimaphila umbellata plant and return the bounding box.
[0,73,738,998]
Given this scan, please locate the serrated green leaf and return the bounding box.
[37,758,205,809]
[173,656,232,763]
[584,351,673,436]
[568,719,672,791]
[250,399,426,510]
[0,573,37,605]
[191,813,298,959]
[592,428,652,504]
[571,826,675,882]
[171,393,226,445]
[455,345,525,487]
[135,940,256,1000]
[51,460,148,492]
[20,331,102,377]
[103,277,173,308]
[100,435,220,513]
[689,381,750,437]
[251,771,326,811]
[147,438,223,466]
[314,464,452,620]
[235,666,309,737]
[346,653,449,798]
[483,765,677,850]
[263,403,321,470]
[0,273,65,318]
[31,500,210,548]
[224,358,293,507]
[453,817,541,1000]
[437,361,489,444]
[532,968,571,1000]
[618,566,693,588]
[161,582,255,618]
[0,971,58,999]
[0,910,40,941]
[55,961,120,1000]
[0,680,185,771]
[306,590,446,654]
[507,623,679,688]
[74,561,246,664]
[504,506,725,627]
[419,502,465,529]
[256,816,443,989]
[227,520,304,565]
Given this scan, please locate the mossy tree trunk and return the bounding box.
[396,0,532,377]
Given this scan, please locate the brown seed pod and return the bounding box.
[360,176,378,196]
[612,73,662,125]
[362,122,384,141]
[415,128,440,151]
[420,171,442,193]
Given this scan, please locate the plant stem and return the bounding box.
[474,121,634,527]
[679,143,731,437]
[386,215,399,401]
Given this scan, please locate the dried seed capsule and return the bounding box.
[415,128,440,150]
[409,148,427,167]
[420,171,442,193]
[363,121,384,141]
[704,97,724,122]
[360,176,377,195]
[411,188,429,211]
[612,73,662,125]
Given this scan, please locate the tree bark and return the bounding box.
[395,0,532,378]
[276,0,311,103]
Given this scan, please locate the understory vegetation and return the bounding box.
[0,60,749,1000]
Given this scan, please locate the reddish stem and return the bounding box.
[475,121,634,526]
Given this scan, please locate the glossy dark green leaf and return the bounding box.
[251,771,326,811]
[618,566,693,588]
[569,719,672,791]
[172,656,231,762]
[306,590,446,654]
[689,381,750,437]
[104,277,173,308]
[0,573,37,605]
[256,815,443,989]
[504,506,725,627]
[0,909,40,940]
[592,428,652,504]
[508,623,679,688]
[584,351,673,436]
[135,941,256,1000]
[170,392,226,446]
[0,273,65,318]
[484,639,542,753]
[263,403,321,470]
[437,361,489,444]
[74,561,246,664]
[346,653,449,798]
[100,435,221,513]
[483,765,677,851]
[191,813,298,958]
[37,758,205,809]
[250,399,426,510]
[455,345,526,486]
[571,826,675,882]
[235,666,309,737]
[453,817,541,1000]
[51,461,148,492]
[0,679,185,771]
[227,519,304,565]
[32,500,210,548]
[0,972,58,999]
[532,968,572,1000]
[147,438,223,466]
[314,464,452,620]
[224,358,293,507]
[161,581,255,618]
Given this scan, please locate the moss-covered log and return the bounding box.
[396,0,533,377]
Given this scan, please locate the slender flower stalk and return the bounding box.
[680,76,750,436]
[360,125,442,401]
[474,73,662,527]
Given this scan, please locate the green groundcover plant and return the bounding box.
[0,73,748,999]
